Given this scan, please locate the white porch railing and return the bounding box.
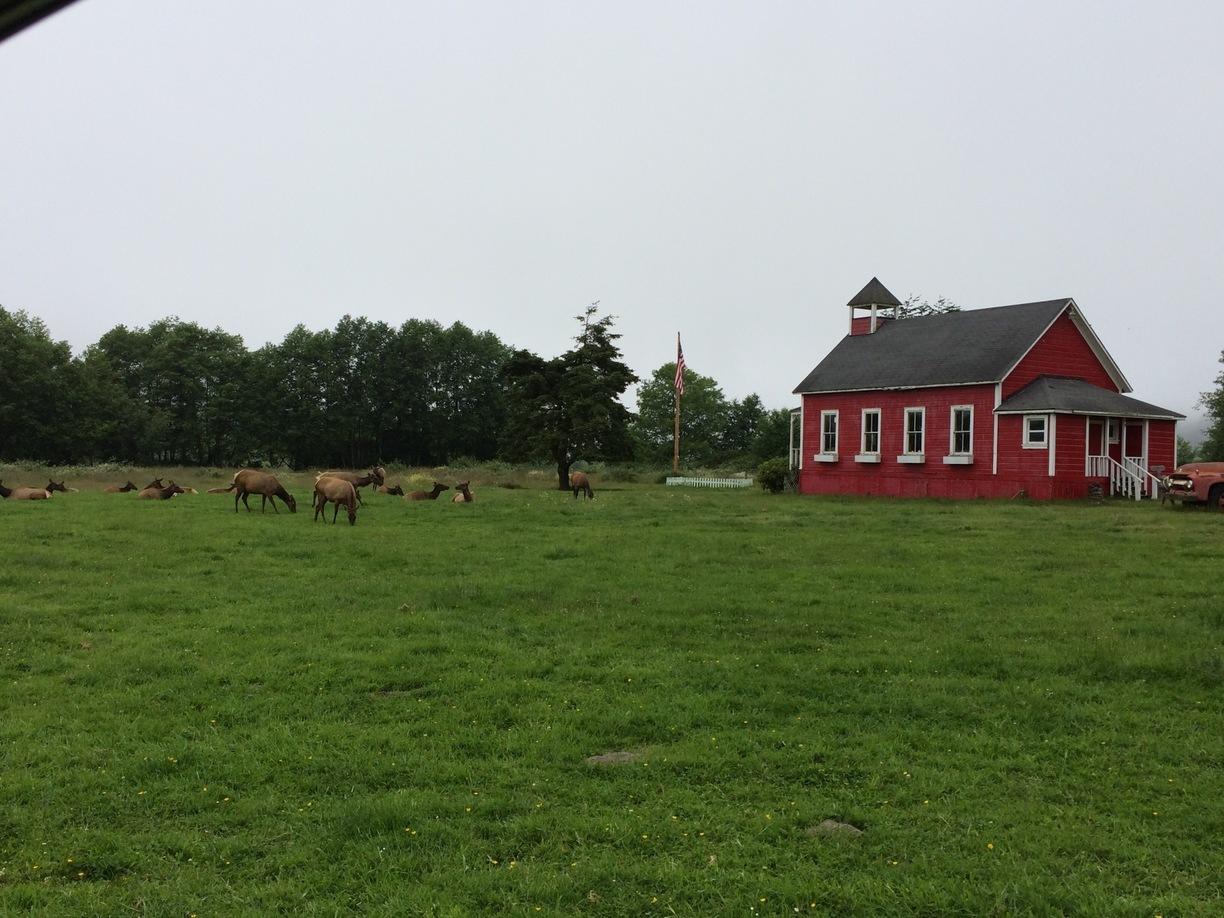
[1122,457,1164,499]
[789,447,801,469]
[1086,455,1160,500]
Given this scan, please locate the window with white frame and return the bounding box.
[1106,418,1119,443]
[950,406,973,455]
[1024,414,1048,448]
[820,410,838,454]
[904,408,925,454]
[861,409,880,454]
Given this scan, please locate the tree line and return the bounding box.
[0,305,790,477]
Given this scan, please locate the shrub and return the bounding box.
[757,458,790,494]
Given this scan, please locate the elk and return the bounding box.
[316,467,384,504]
[407,482,449,501]
[104,481,138,493]
[208,469,297,513]
[314,476,358,525]
[377,484,405,496]
[143,478,165,490]
[45,480,76,494]
[451,481,473,503]
[137,481,186,500]
[569,471,595,500]
[0,480,51,500]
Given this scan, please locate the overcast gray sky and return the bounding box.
[2,1,1222,438]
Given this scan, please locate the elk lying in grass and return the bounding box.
[44,480,76,494]
[313,476,358,525]
[407,482,448,501]
[316,467,384,504]
[451,481,473,503]
[208,469,297,513]
[104,481,138,493]
[0,480,51,500]
[569,471,595,500]
[377,484,404,496]
[137,482,186,500]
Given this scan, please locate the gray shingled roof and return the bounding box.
[847,277,901,307]
[996,376,1183,419]
[793,299,1071,394]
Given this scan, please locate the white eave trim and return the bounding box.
[794,380,999,396]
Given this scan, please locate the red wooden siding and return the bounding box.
[1002,311,1118,397]
[799,386,1005,498]
[1147,421,1176,473]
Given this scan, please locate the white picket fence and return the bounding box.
[666,476,754,489]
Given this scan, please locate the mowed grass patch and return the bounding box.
[0,486,1221,914]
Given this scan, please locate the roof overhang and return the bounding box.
[994,408,1184,421]
[0,0,79,45]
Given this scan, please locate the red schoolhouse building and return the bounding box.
[790,278,1184,500]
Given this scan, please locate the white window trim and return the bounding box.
[904,407,925,455]
[948,404,974,457]
[860,408,881,456]
[820,410,838,456]
[898,407,925,462]
[1023,414,1049,449]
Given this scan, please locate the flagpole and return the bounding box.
[673,332,681,473]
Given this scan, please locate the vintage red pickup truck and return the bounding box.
[1164,462,1224,509]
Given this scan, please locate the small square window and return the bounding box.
[1024,415,1048,448]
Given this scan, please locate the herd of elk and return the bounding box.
[0,466,610,518]
[208,469,297,513]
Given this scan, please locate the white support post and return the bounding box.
[1048,414,1057,477]
[1084,416,1090,476]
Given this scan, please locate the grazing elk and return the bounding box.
[377,484,405,496]
[316,467,384,504]
[137,481,186,500]
[104,481,138,493]
[208,469,297,513]
[0,480,51,500]
[407,482,449,501]
[313,476,358,525]
[569,471,595,500]
[451,481,473,503]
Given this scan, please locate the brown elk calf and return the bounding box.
[451,481,473,503]
[0,480,51,500]
[104,481,138,493]
[137,482,186,500]
[407,482,449,501]
[209,469,297,513]
[377,484,405,496]
[314,476,358,525]
[569,471,595,500]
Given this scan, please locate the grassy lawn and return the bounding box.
[1,475,1221,915]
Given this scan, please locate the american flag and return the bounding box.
[674,334,686,396]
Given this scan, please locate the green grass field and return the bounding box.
[1,473,1221,915]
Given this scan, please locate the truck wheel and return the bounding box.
[1209,484,1224,512]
